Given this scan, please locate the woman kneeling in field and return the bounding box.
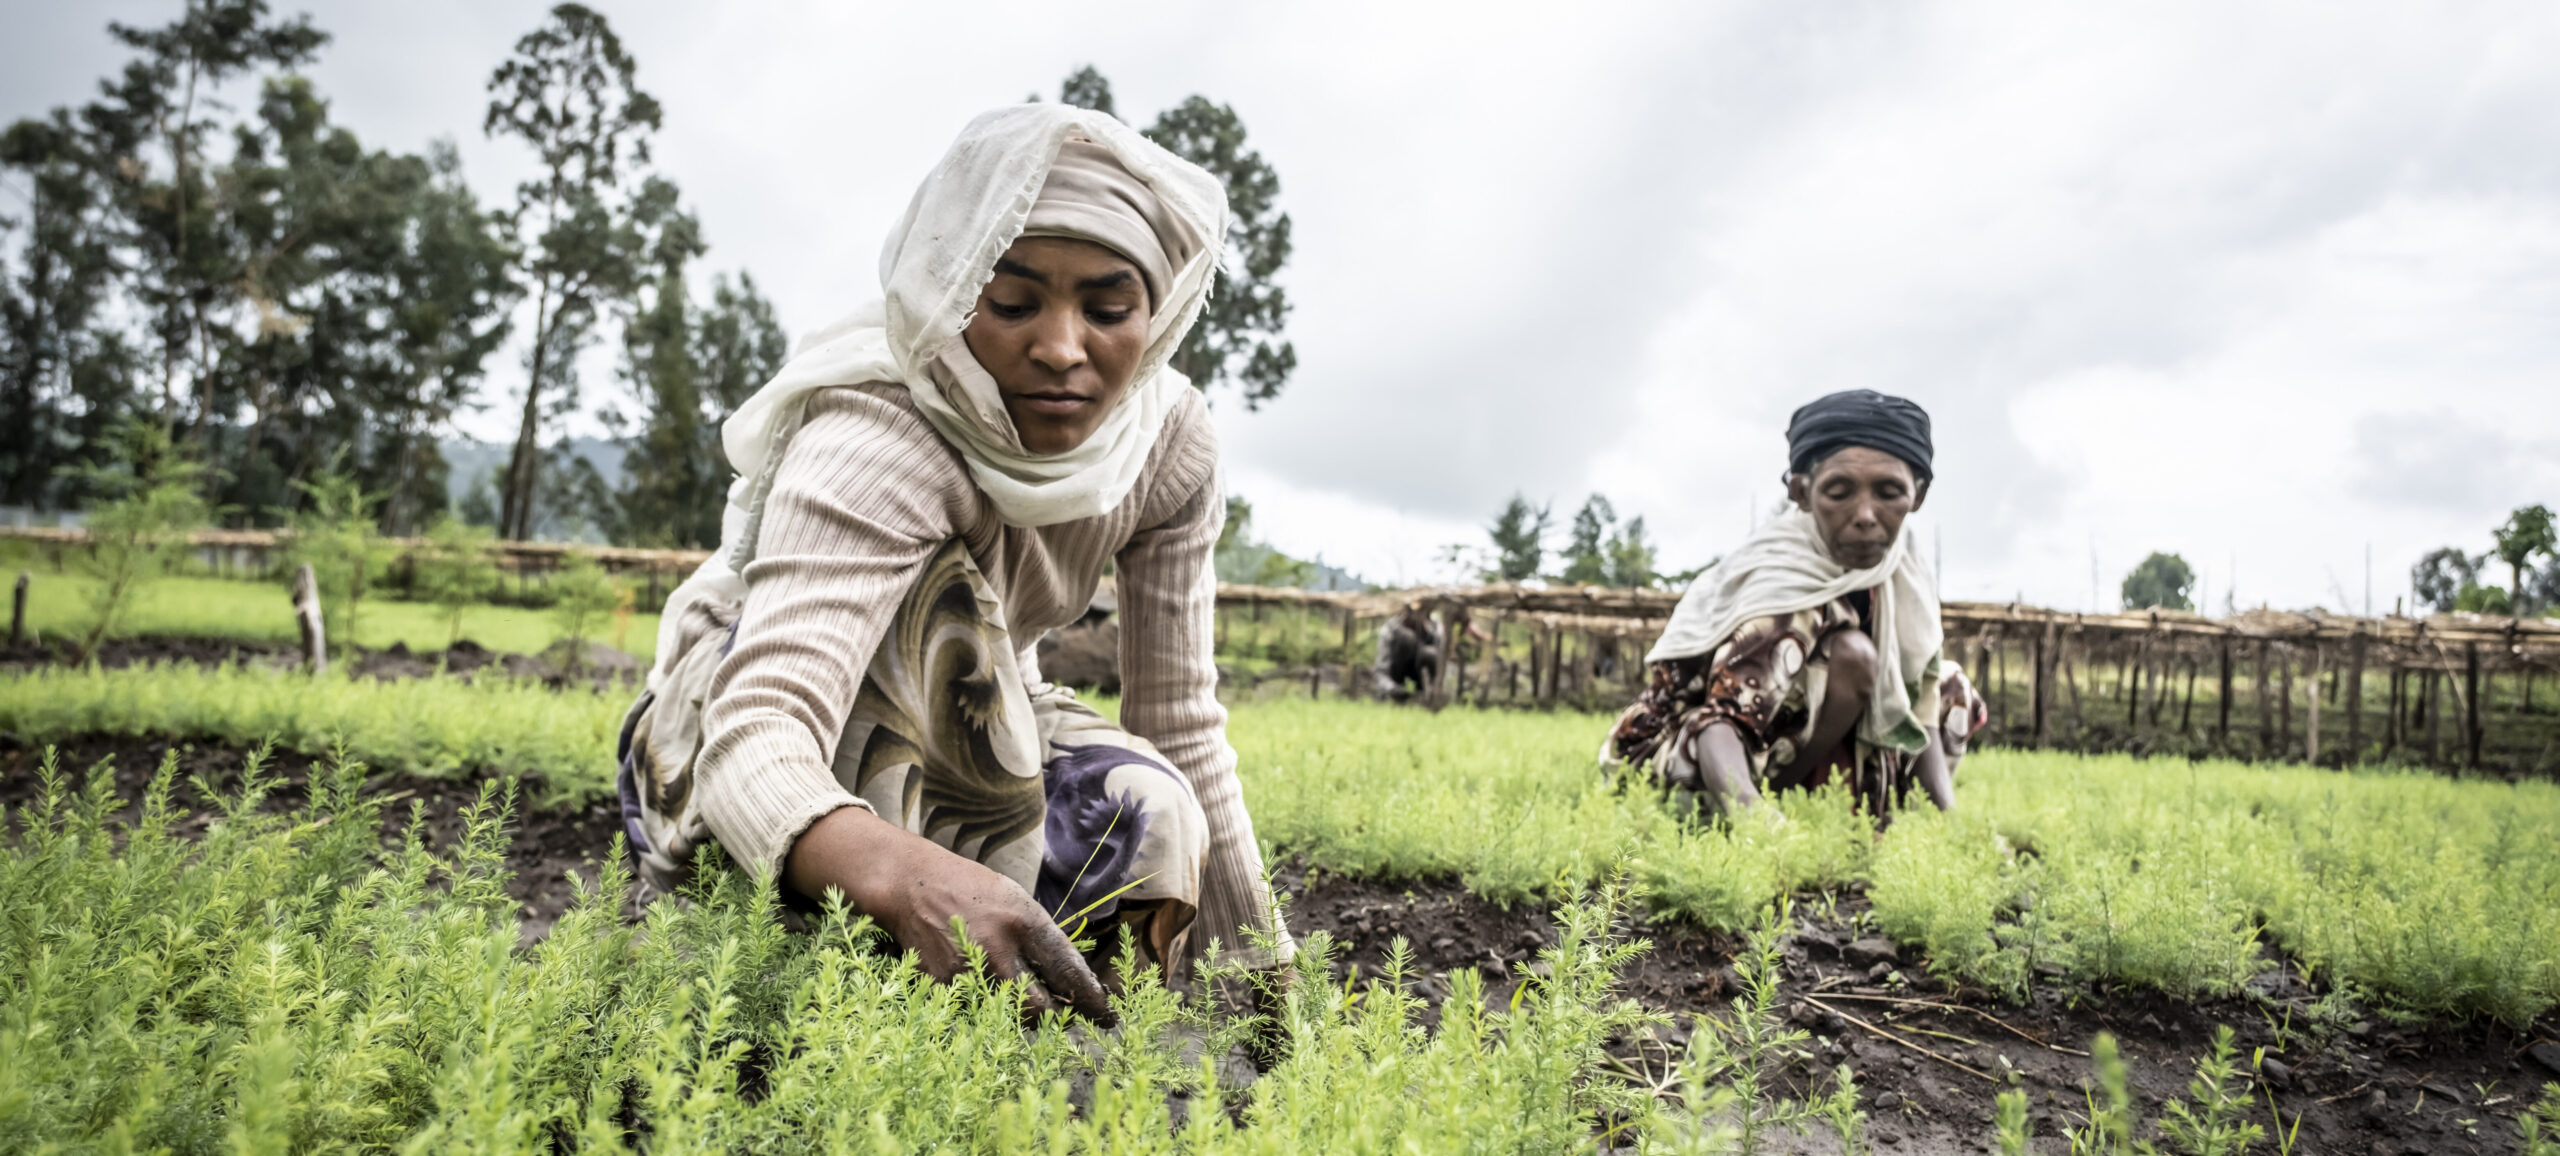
[1606,390,1985,818]
[616,104,1290,1020]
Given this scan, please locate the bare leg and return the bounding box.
[1770,629,1879,792]
[1911,727,1957,811]
[1690,720,1763,812]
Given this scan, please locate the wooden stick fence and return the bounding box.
[12,526,2555,771]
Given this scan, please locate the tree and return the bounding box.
[1607,515,1657,590]
[2490,504,2556,618]
[2532,556,2560,619]
[2454,582,2511,615]
[60,418,212,660]
[1057,65,1116,118]
[414,515,498,646]
[16,12,513,530]
[0,112,138,508]
[548,555,621,671]
[1058,68,1295,409]
[2120,551,2196,612]
[1558,494,1617,585]
[2412,547,2481,614]
[600,181,787,548]
[207,80,513,530]
[484,3,663,542]
[89,0,326,441]
[282,465,382,654]
[1485,494,1549,583]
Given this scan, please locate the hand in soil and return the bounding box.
[787,804,1115,1026]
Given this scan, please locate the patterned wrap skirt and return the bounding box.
[615,539,1209,966]
[1606,598,1918,815]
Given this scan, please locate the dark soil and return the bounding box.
[8,734,2555,1153]
[0,733,634,946]
[1277,865,2559,1155]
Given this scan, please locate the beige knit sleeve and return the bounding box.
[1116,461,1297,966]
[694,385,970,877]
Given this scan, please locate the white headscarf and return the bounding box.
[649,104,1228,679]
[1647,507,1944,753]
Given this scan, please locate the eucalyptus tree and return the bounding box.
[87,0,325,439]
[483,3,663,541]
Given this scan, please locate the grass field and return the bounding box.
[6,567,662,663]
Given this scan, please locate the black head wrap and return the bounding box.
[1784,389,1934,482]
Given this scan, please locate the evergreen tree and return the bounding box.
[1485,494,1549,583]
[1606,515,1657,589]
[1559,494,1616,586]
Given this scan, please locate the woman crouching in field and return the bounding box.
[615,104,1290,1021]
[1606,390,1985,819]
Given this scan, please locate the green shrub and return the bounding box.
[0,664,623,801]
[281,468,387,656]
[0,745,1674,1151]
[58,418,213,662]
[414,516,501,647]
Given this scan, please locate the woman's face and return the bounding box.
[1787,445,1929,570]
[962,236,1153,455]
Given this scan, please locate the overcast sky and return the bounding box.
[9,0,2557,612]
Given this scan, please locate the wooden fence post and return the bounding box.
[2178,655,2198,737]
[2465,643,2483,769]
[291,563,327,676]
[2278,648,2295,758]
[1973,638,1993,734]
[2305,642,2323,765]
[2031,622,2053,748]
[2128,637,2147,736]
[2383,663,2399,752]
[2065,632,2086,738]
[2215,636,2233,749]
[2255,641,2274,757]
[2423,667,2441,764]
[10,572,26,647]
[2344,633,2366,763]
[1449,609,1469,708]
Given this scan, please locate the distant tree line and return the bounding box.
[1458,493,1667,589]
[2119,503,2559,620]
[2412,503,2558,617]
[1,14,1294,551]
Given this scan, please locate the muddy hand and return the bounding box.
[785,804,1115,1026]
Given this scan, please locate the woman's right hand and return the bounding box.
[785,804,1114,1025]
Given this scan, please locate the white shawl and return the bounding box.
[1647,507,1944,752]
[649,104,1228,679]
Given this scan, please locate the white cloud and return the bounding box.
[7,0,2558,608]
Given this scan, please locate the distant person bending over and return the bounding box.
[618,105,1291,1022]
[1371,602,1443,701]
[1606,390,1975,817]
